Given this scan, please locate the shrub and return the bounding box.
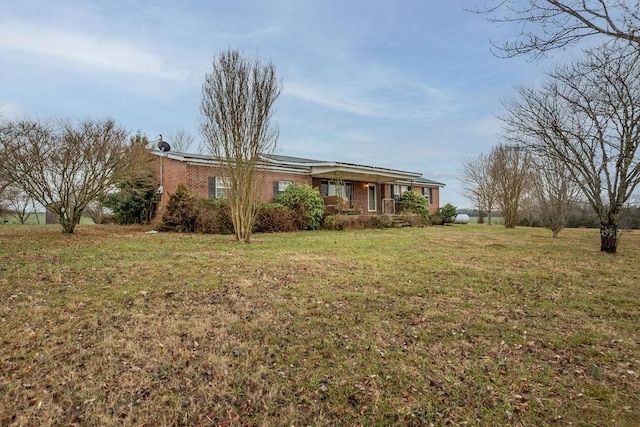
[366,214,394,229]
[322,215,343,230]
[254,203,297,233]
[102,188,158,225]
[397,191,429,218]
[158,185,199,232]
[275,183,324,230]
[159,187,234,234]
[160,193,302,234]
[102,170,159,225]
[197,198,234,234]
[435,203,458,225]
[396,213,427,227]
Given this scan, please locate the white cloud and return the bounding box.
[284,81,384,117]
[0,22,189,80]
[0,101,24,119]
[284,78,459,121]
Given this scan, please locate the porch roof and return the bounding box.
[261,154,444,186]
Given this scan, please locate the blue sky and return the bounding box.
[0,0,559,208]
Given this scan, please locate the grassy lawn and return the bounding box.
[0,224,638,426]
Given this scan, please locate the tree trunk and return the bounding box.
[600,222,617,254]
[503,203,517,228]
[60,217,76,234]
[59,207,83,234]
[230,200,254,243]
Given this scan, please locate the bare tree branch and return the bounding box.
[168,128,196,153]
[470,0,640,58]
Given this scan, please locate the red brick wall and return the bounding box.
[157,156,187,205]
[157,156,441,215]
[352,182,374,213]
[254,171,312,201]
[157,157,311,213]
[429,187,440,213]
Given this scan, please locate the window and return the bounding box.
[208,176,231,198]
[273,180,292,198]
[422,187,432,204]
[320,180,353,202]
[391,184,409,200]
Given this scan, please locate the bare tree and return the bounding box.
[0,118,151,233]
[532,155,580,237]
[168,128,196,153]
[461,153,497,224]
[473,1,640,58]
[2,185,34,224]
[85,199,109,224]
[0,178,10,213]
[489,144,533,228]
[501,43,640,253]
[0,135,11,207]
[200,49,281,243]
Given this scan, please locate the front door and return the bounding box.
[367,184,377,212]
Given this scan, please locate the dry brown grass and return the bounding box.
[0,224,638,426]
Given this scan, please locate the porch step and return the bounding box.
[391,216,410,227]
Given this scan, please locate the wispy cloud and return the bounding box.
[284,81,384,117]
[284,78,459,121]
[0,101,24,119]
[0,22,189,80]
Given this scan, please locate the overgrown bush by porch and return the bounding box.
[322,213,428,230]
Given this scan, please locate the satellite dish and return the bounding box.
[157,134,171,152]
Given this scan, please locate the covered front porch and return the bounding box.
[309,163,440,214]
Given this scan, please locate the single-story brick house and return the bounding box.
[154,151,445,214]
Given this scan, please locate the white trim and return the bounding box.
[367,184,377,212]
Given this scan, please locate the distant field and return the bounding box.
[466,216,504,225]
[0,213,94,225]
[0,224,638,426]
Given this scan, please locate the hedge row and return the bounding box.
[158,185,433,234]
[158,185,301,234]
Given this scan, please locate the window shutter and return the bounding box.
[208,176,216,198]
[320,181,328,196]
[273,181,280,199]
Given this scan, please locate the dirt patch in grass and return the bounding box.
[1,224,639,425]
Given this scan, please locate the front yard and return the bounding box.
[0,225,638,425]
